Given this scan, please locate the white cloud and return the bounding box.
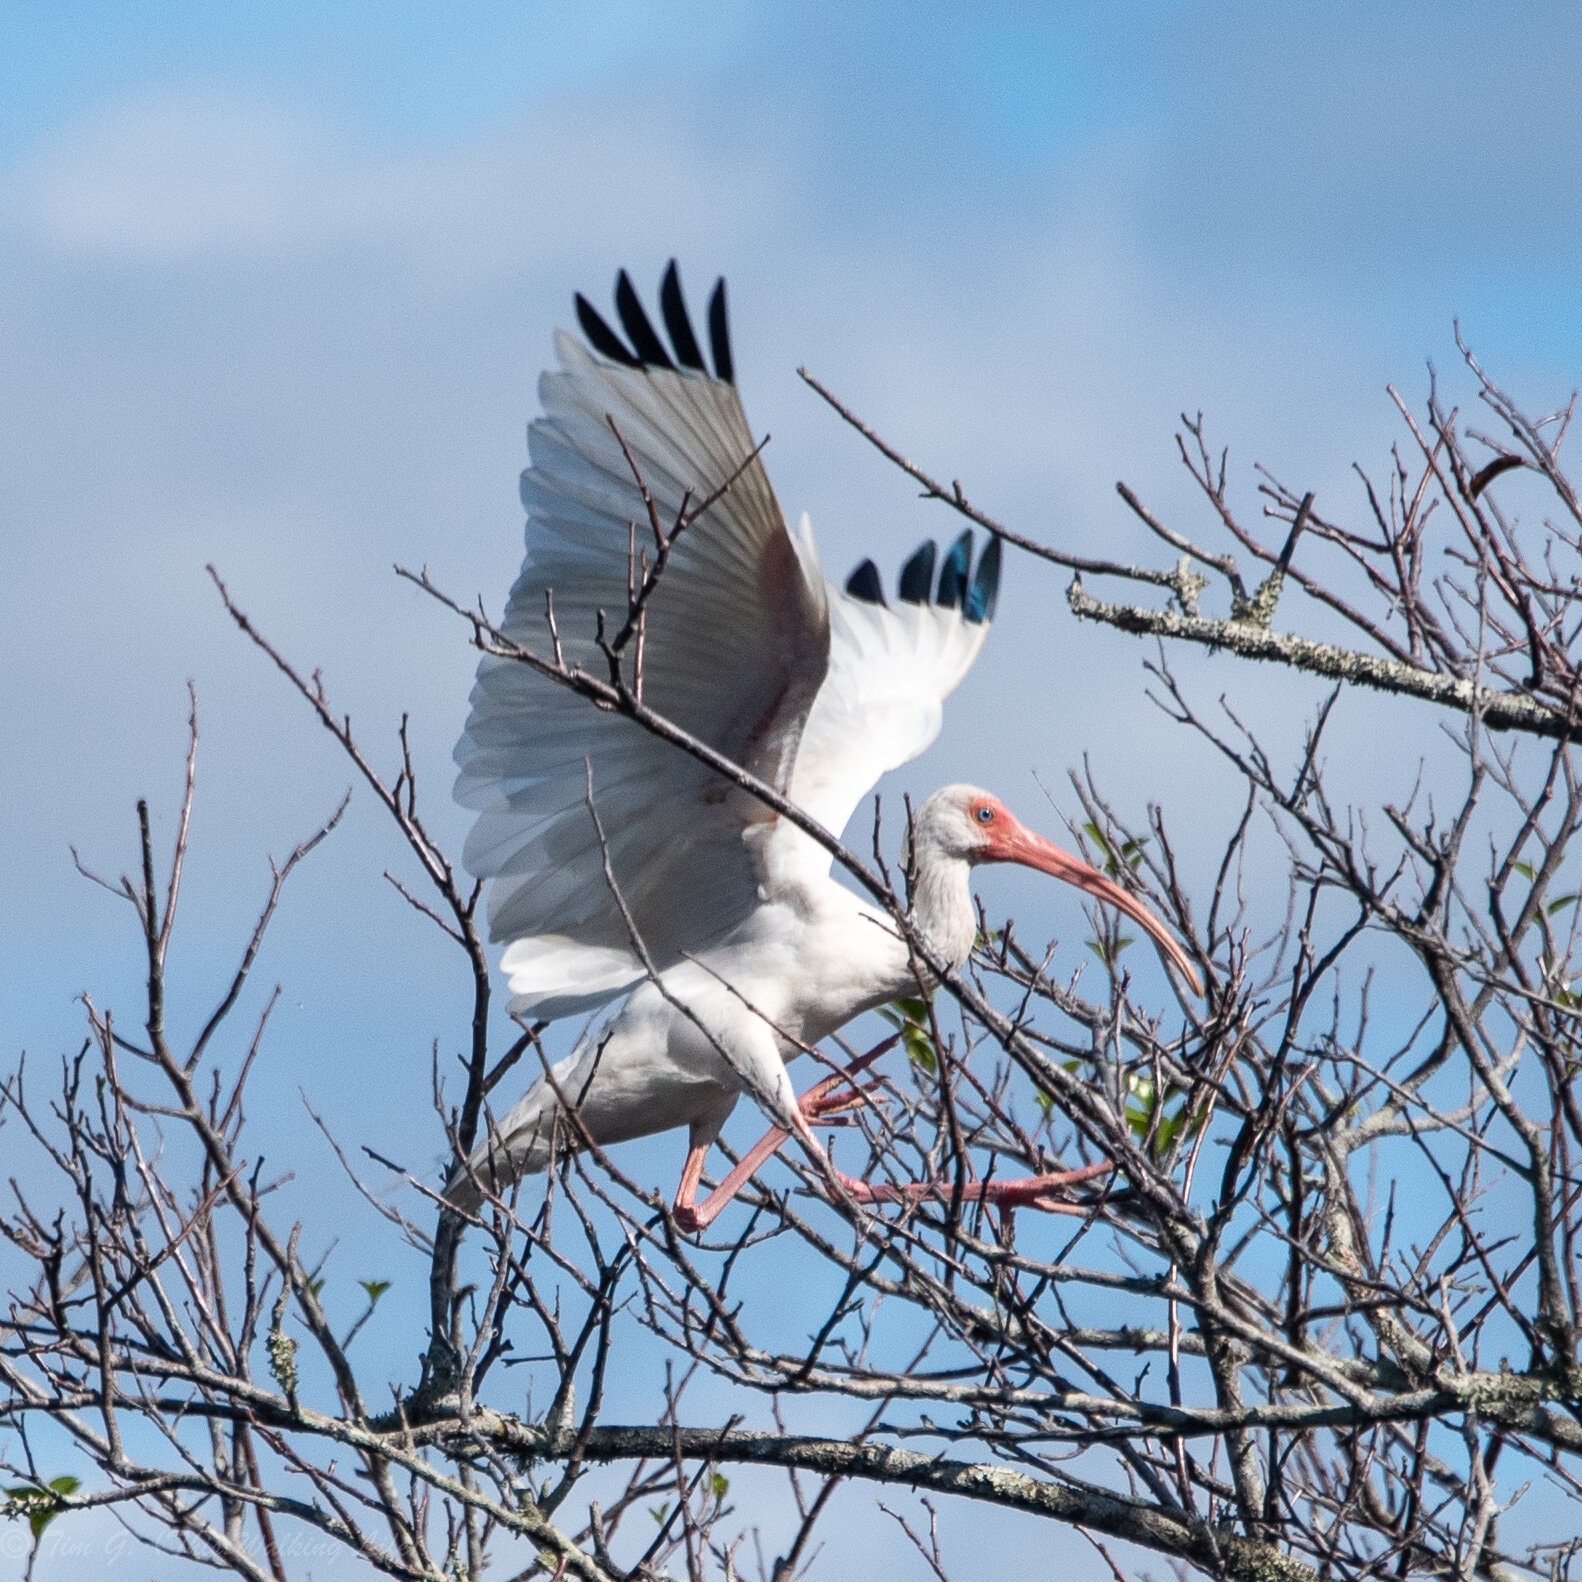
[13,93,325,259]
[5,88,782,284]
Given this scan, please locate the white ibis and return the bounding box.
[448,263,1198,1227]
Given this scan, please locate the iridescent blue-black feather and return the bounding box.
[575,293,641,366]
[898,540,937,604]
[614,270,674,369]
[845,559,886,605]
[707,279,734,384]
[659,260,707,372]
[577,265,734,384]
[935,531,973,610]
[964,533,1001,623]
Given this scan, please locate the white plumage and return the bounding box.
[450,264,1194,1225]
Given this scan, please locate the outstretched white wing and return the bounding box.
[780,529,1001,875]
[455,267,828,1018]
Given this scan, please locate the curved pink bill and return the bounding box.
[987,819,1202,997]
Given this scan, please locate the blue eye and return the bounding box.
[976,806,994,823]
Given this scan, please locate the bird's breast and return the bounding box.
[682,889,913,1053]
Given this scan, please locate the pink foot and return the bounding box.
[834,1158,1114,1216]
[672,1033,1114,1231]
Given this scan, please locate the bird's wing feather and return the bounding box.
[777,529,1000,878]
[456,322,828,1019]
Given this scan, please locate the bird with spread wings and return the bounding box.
[450,262,1197,1228]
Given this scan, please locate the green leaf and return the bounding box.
[1087,935,1135,969]
[1122,1069,1160,1136]
[308,1276,326,1299]
[904,1028,937,1073]
[880,998,938,1073]
[648,1502,671,1526]
[1513,859,1535,879]
[1547,894,1577,915]
[710,1472,730,1500]
[1116,1070,1198,1155]
[358,1279,392,1305]
[1125,1071,1156,1106]
[1033,1088,1055,1117]
[880,996,932,1025]
[5,1475,80,1541]
[1083,822,1146,877]
[1154,1108,1188,1154]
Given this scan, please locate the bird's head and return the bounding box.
[908,785,1201,995]
[906,785,1019,864]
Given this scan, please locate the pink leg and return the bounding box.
[673,1122,790,1232]
[671,1134,712,1230]
[777,1089,1115,1216]
[671,1036,901,1233]
[672,1033,1115,1231]
[771,1045,1117,1219]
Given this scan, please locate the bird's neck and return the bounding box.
[908,855,978,968]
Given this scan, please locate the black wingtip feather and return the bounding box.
[898,540,937,604]
[707,278,734,384]
[845,559,886,605]
[614,270,674,370]
[576,292,641,367]
[659,260,707,372]
[936,530,973,610]
[965,533,1001,623]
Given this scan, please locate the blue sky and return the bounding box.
[3,4,1581,1575]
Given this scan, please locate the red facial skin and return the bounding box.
[971,795,1201,997]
